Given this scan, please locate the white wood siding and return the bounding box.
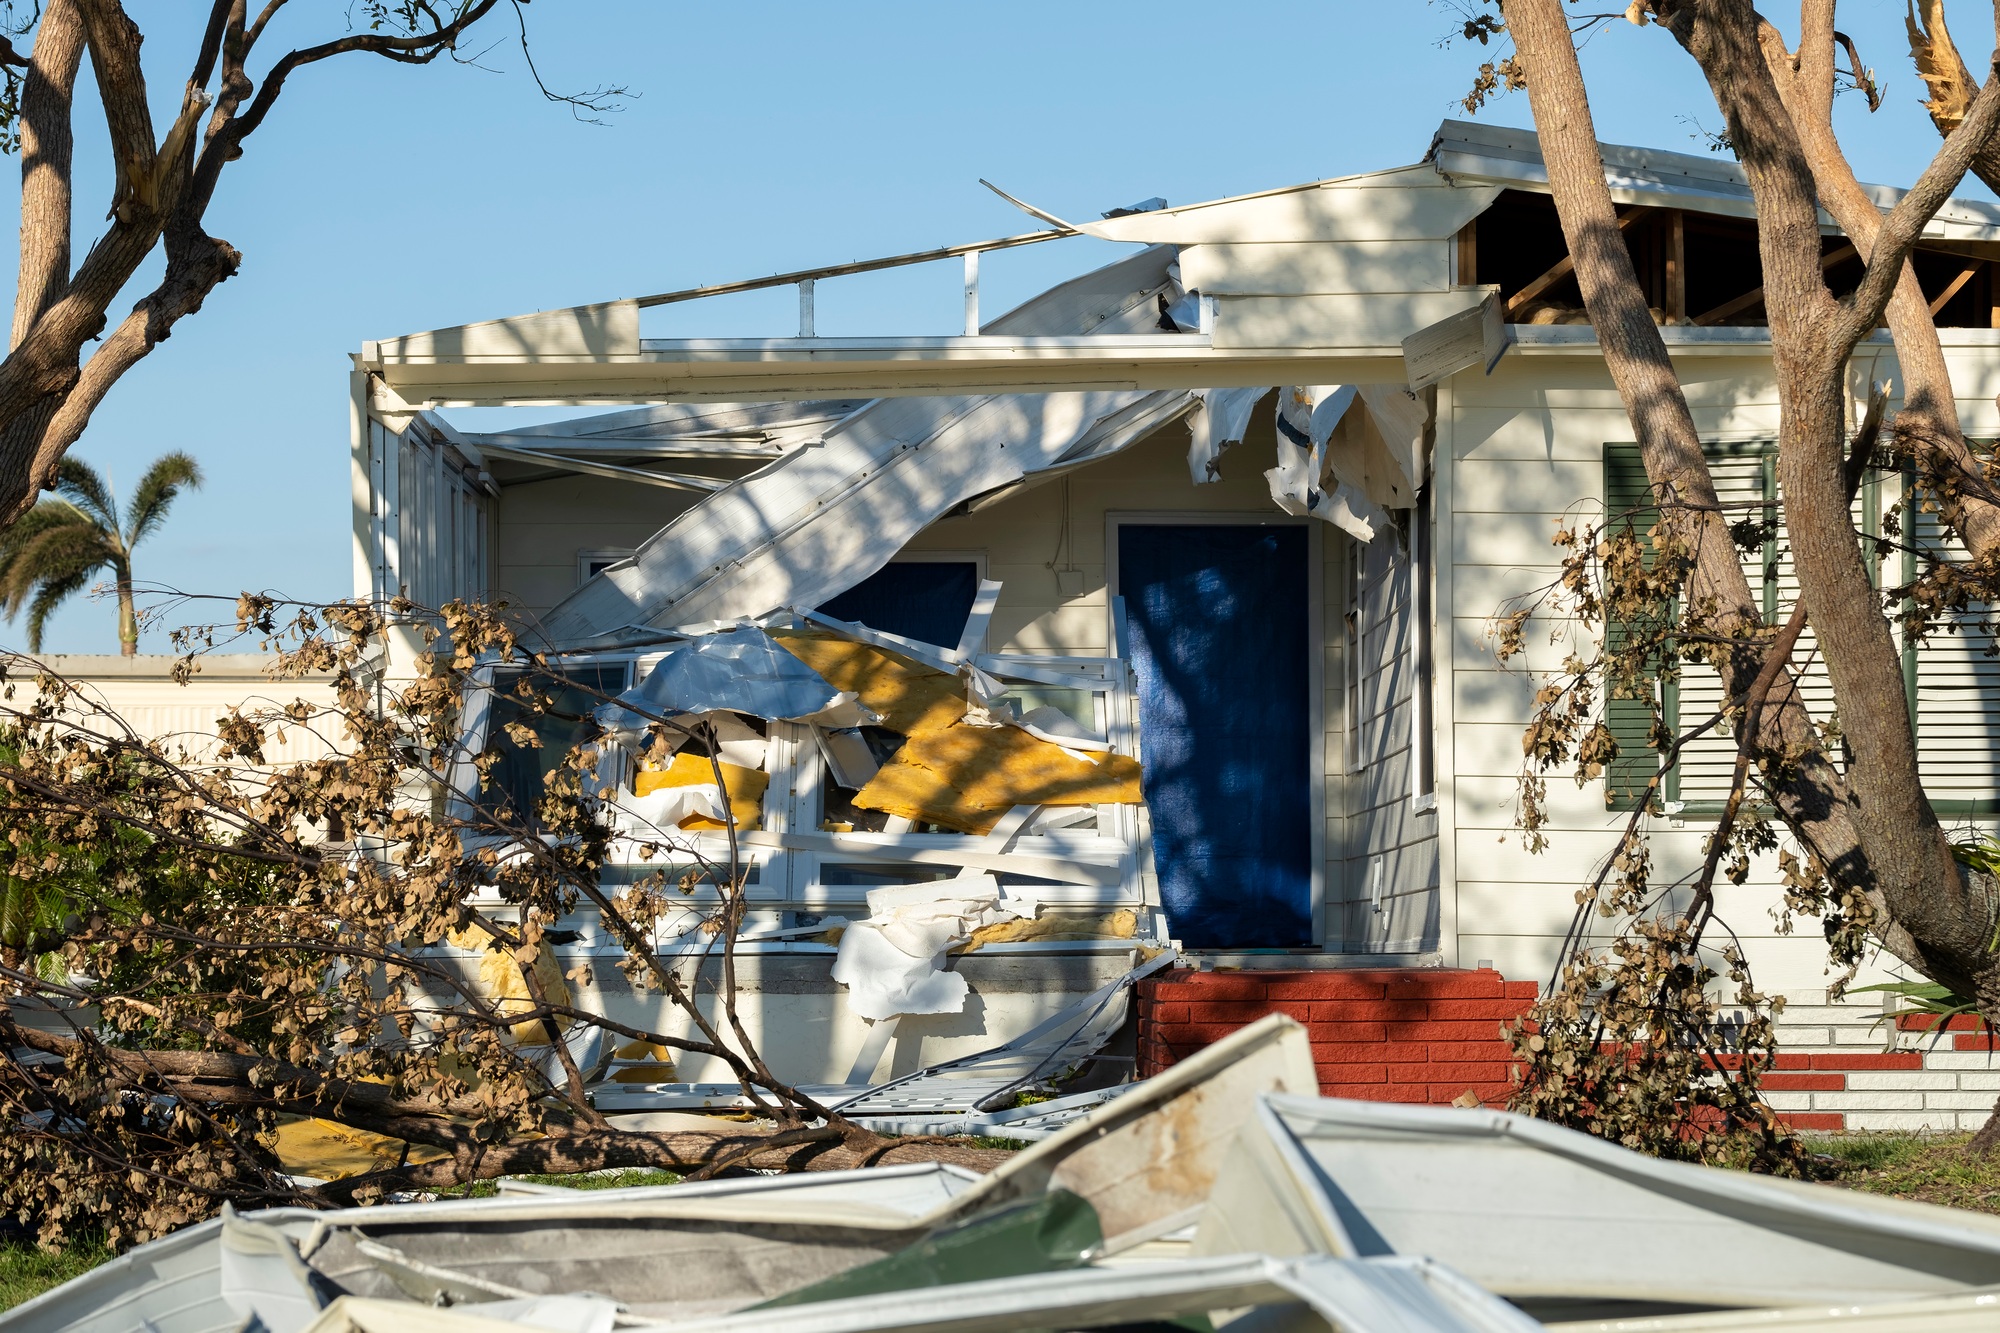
[368,417,495,610]
[1334,525,1441,953]
[1441,352,1996,994]
[492,474,704,614]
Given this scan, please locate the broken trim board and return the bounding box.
[738,830,1122,885]
[1402,285,1506,391]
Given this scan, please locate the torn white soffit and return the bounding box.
[461,400,872,461]
[539,247,1196,643]
[1186,380,1425,540]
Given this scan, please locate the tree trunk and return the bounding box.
[1655,0,2000,999]
[318,1125,1016,1204]
[1499,0,1912,962]
[13,2,84,353]
[1756,11,2000,565]
[114,557,136,655]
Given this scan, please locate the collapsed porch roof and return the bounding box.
[359,118,2000,410]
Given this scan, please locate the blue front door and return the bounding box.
[1118,524,1313,949]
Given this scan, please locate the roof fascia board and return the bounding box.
[370,334,1211,368]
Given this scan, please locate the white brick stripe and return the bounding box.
[1760,995,2000,1131]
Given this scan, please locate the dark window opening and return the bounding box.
[817,727,910,833]
[817,560,980,648]
[478,663,629,826]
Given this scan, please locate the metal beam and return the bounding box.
[633,227,1074,309]
[463,431,782,459]
[474,442,727,492]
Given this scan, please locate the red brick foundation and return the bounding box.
[1135,967,1538,1107]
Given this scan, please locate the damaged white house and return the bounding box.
[350,119,2000,1131]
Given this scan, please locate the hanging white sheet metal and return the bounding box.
[539,248,1197,643]
[1185,386,1271,483]
[1267,384,1389,540]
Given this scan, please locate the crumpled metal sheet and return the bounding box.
[1198,1090,2000,1318]
[1267,384,1390,541]
[1185,386,1271,483]
[39,1018,2000,1333]
[596,626,854,738]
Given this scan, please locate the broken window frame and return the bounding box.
[781,653,1146,915]
[449,634,1154,954]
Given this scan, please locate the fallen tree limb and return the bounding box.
[312,1124,1016,1206]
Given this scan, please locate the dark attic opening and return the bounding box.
[1461,187,2000,329]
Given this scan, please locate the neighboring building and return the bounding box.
[34,655,338,771]
[350,120,2000,1129]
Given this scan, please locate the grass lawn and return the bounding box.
[0,1235,112,1313]
[439,1166,684,1198]
[1812,1131,2000,1215]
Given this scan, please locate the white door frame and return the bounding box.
[1104,511,1329,949]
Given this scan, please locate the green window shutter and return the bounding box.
[1603,441,1665,810]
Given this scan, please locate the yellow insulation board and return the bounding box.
[853,723,1144,834]
[446,920,572,1045]
[268,1116,449,1180]
[634,751,767,831]
[771,630,966,734]
[960,908,1138,952]
[609,1037,677,1083]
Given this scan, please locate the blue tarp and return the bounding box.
[1118,525,1312,949]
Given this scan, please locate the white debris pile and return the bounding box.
[20,1018,2000,1333]
[829,876,1019,1020]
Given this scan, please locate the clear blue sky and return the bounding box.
[1,0,1977,653]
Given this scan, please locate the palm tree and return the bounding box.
[0,453,202,655]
